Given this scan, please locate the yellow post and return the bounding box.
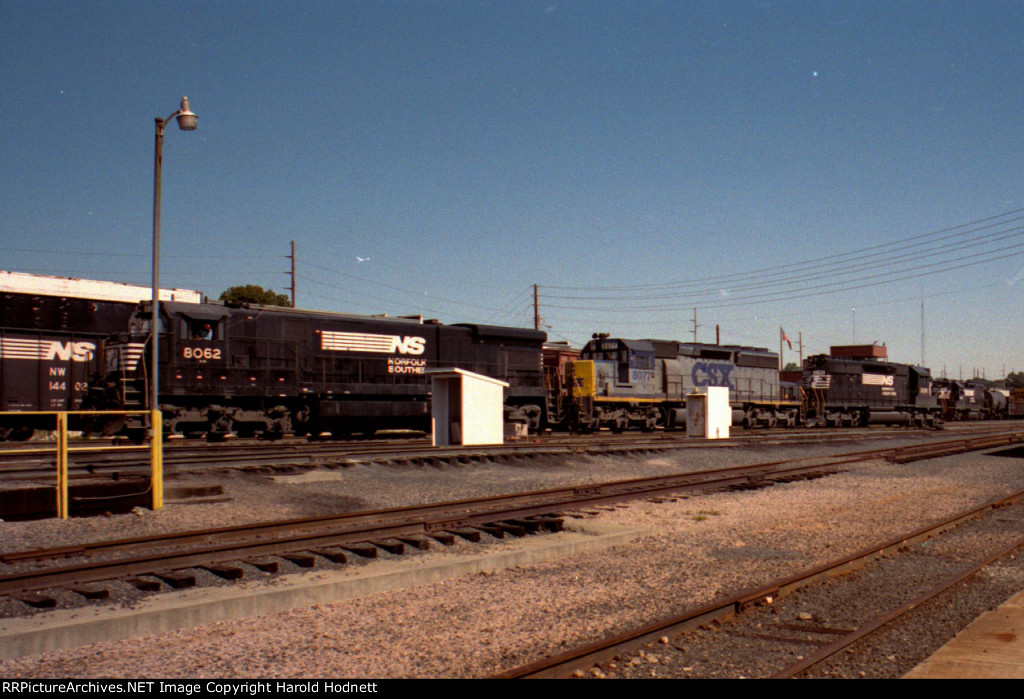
[56,412,69,519]
[150,409,163,510]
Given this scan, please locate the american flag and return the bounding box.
[780,327,792,350]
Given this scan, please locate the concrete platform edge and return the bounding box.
[0,523,644,660]
[903,589,1024,679]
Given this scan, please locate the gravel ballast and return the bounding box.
[0,436,1022,678]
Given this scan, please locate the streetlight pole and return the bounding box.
[150,96,197,508]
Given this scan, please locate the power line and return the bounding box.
[539,236,1024,312]
[542,220,1024,301]
[542,207,1024,292]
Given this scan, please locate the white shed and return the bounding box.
[427,368,509,446]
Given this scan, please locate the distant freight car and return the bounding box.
[1010,388,1024,418]
[542,341,581,429]
[96,300,547,439]
[566,336,800,431]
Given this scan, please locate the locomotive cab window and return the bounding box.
[618,350,630,383]
[633,354,653,371]
[189,319,217,340]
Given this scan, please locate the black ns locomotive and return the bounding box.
[95,301,547,439]
[802,354,941,428]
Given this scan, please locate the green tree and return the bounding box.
[219,285,292,307]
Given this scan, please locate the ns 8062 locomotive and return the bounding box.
[564,336,801,431]
[94,301,547,439]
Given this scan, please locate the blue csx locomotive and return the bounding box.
[564,336,802,431]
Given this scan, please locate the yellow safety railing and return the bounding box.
[0,410,162,519]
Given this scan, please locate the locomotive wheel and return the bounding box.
[125,428,147,445]
[654,407,668,428]
[7,427,34,442]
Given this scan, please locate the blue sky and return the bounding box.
[1,1,1022,379]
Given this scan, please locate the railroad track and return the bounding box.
[0,422,1018,482]
[2,431,1021,610]
[495,488,1024,679]
[0,456,851,606]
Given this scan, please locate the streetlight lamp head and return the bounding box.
[175,96,198,131]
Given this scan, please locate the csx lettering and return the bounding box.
[692,362,734,388]
[44,341,95,363]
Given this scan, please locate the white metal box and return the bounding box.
[686,386,731,439]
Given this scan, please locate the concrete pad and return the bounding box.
[270,471,348,483]
[0,520,644,660]
[904,589,1024,678]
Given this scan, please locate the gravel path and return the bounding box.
[1,436,1022,678]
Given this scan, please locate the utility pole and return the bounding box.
[533,284,541,331]
[921,295,925,366]
[287,240,297,308]
[692,308,700,343]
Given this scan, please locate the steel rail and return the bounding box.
[0,457,855,595]
[2,431,1020,601]
[494,488,1024,679]
[769,533,1024,678]
[1,425,1019,484]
